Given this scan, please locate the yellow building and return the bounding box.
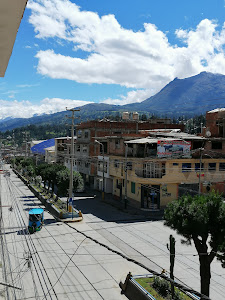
[109,136,225,210]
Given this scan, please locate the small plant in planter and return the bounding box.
[136,276,192,300]
[153,277,169,298]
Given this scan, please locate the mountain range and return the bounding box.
[1,71,225,132]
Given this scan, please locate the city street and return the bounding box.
[0,167,224,300]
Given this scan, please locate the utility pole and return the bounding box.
[12,130,15,168]
[66,108,80,212]
[23,131,29,158]
[198,148,204,195]
[124,143,128,209]
[167,234,176,299]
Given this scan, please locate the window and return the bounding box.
[143,162,162,178]
[83,145,88,153]
[115,139,120,148]
[173,163,179,166]
[127,162,133,170]
[212,141,222,149]
[219,163,225,171]
[131,182,135,194]
[192,141,203,150]
[84,131,89,138]
[98,161,107,173]
[114,160,120,168]
[77,130,82,138]
[195,163,204,171]
[116,179,122,189]
[208,163,216,171]
[182,163,192,172]
[85,162,90,168]
[76,145,80,152]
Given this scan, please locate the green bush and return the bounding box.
[152,277,169,297]
[174,290,186,300]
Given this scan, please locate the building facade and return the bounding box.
[74,119,184,191]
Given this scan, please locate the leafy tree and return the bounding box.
[36,163,49,189]
[14,157,24,166]
[56,168,69,196]
[27,165,35,178]
[140,114,147,121]
[47,164,65,195]
[164,191,225,299]
[56,168,84,196]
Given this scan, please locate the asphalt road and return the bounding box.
[0,167,225,300]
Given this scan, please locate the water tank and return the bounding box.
[132,112,139,120]
[122,112,130,120]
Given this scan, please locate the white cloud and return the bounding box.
[16,84,40,88]
[103,89,155,105]
[27,0,225,101]
[0,98,93,120]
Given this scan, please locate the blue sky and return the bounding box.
[1,0,225,119]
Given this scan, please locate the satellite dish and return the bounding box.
[206,131,211,137]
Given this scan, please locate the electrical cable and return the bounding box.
[5,176,51,300]
[10,173,106,300]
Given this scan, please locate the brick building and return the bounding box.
[203,108,225,156]
[73,119,184,191]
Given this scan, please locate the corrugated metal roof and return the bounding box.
[125,135,203,144]
[31,139,55,154]
[126,138,158,144]
[149,132,205,140]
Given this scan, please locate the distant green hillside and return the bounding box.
[0,72,224,132]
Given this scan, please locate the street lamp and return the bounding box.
[95,140,105,201]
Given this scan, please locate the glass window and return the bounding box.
[116,179,122,189]
[212,142,222,149]
[77,130,82,138]
[127,162,133,170]
[182,163,192,172]
[219,163,225,171]
[76,145,80,152]
[131,182,135,194]
[114,160,119,168]
[83,145,87,153]
[115,139,120,148]
[195,163,204,171]
[208,163,216,171]
[85,162,90,168]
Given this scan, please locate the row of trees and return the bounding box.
[13,157,84,197]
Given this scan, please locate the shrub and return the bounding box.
[152,277,169,297]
